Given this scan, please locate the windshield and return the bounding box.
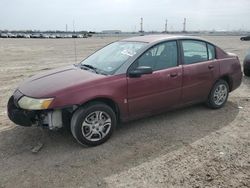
[80,41,147,75]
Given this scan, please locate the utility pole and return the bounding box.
[165,19,168,33]
[140,17,144,35]
[73,20,75,33]
[183,18,186,33]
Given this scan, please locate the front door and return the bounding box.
[127,40,182,117]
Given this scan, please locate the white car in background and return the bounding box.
[0,33,8,38]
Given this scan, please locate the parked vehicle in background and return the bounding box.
[23,34,30,38]
[65,34,72,38]
[1,32,91,39]
[72,34,84,38]
[7,33,17,38]
[7,35,242,146]
[240,35,250,41]
[243,51,250,76]
[56,34,63,38]
[40,34,49,38]
[16,33,24,38]
[0,33,8,38]
[30,34,40,38]
[49,35,56,39]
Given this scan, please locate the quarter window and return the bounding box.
[207,44,216,60]
[135,41,178,71]
[182,40,208,64]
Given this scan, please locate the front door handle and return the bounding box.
[170,73,178,77]
[208,64,214,69]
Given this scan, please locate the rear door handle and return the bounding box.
[208,65,214,69]
[170,73,178,77]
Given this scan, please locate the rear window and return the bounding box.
[182,40,208,64]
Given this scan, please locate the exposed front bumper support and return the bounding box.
[43,110,63,130]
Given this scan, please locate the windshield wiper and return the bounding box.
[80,64,109,75]
[80,64,98,73]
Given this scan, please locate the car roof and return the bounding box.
[121,34,203,43]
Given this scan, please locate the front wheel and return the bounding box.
[207,80,229,109]
[71,102,117,146]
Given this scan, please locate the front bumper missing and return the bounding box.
[7,95,64,129]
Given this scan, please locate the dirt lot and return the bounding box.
[0,36,249,188]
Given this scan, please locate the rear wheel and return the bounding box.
[71,102,116,146]
[207,79,229,109]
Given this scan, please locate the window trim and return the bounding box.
[206,43,209,60]
[127,40,180,74]
[207,43,216,60]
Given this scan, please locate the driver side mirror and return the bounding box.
[129,66,153,78]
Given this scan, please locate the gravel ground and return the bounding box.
[0,36,249,188]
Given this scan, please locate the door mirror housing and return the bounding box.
[129,66,153,78]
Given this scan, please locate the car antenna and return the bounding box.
[73,20,77,64]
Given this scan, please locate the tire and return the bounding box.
[71,102,117,146]
[207,79,229,109]
[244,68,250,77]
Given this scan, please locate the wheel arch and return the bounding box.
[218,75,232,92]
[80,97,120,121]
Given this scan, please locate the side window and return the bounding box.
[136,41,178,71]
[207,44,216,60]
[182,40,208,64]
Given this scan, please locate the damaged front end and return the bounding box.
[7,90,71,130]
[8,96,36,127]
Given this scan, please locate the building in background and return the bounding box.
[102,30,122,34]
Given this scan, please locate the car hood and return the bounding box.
[18,65,104,98]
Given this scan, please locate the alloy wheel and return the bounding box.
[213,84,228,106]
[81,111,112,142]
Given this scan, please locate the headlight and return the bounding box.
[18,96,54,110]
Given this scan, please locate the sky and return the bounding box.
[0,0,250,32]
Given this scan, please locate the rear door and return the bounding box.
[180,40,219,104]
[127,41,182,117]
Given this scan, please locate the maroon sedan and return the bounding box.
[8,35,242,146]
